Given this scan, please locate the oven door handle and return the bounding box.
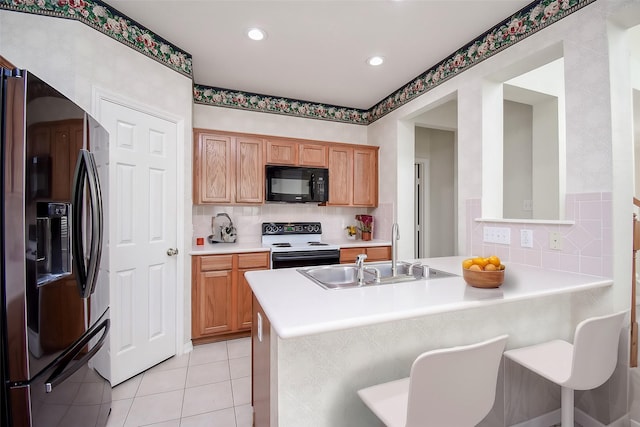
[272,250,339,261]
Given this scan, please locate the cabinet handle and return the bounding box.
[257,312,263,342]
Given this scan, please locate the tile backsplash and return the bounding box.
[192,203,393,244]
[467,192,612,277]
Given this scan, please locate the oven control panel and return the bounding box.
[262,222,322,235]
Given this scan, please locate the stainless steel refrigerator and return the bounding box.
[1,68,111,426]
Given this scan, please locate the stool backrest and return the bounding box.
[406,334,508,427]
[567,311,626,390]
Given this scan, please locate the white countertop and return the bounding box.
[246,256,613,339]
[189,238,391,255]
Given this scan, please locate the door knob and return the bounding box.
[166,248,179,256]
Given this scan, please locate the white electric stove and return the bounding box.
[261,222,340,268]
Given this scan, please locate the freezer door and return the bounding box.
[26,309,111,427]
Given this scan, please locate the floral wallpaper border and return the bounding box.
[193,85,370,125]
[0,0,193,77]
[2,0,595,125]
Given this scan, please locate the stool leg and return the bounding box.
[560,386,574,426]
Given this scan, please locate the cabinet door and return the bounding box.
[265,139,297,165]
[237,270,254,331]
[352,147,378,207]
[299,143,328,167]
[328,146,353,205]
[340,247,364,264]
[236,252,269,331]
[236,136,264,204]
[196,133,233,203]
[195,270,233,336]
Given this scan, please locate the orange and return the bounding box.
[472,257,489,268]
[462,259,473,269]
[485,263,497,271]
[469,264,482,271]
[488,255,501,267]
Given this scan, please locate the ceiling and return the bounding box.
[103,0,532,110]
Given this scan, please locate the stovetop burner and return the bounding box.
[308,242,328,246]
[272,243,292,248]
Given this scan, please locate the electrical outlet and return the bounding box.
[520,229,533,248]
[483,226,511,245]
[549,232,562,250]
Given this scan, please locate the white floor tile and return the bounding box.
[227,338,251,359]
[112,375,143,400]
[137,367,188,396]
[142,419,181,427]
[124,390,184,427]
[231,377,251,406]
[109,340,254,426]
[105,398,133,427]
[234,404,253,427]
[186,360,230,388]
[147,353,191,373]
[179,408,236,427]
[189,342,228,366]
[181,382,234,418]
[229,356,250,379]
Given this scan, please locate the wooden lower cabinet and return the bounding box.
[340,246,391,264]
[192,252,269,342]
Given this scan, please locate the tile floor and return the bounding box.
[106,338,252,427]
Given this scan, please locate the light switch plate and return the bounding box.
[483,226,511,245]
[520,229,533,248]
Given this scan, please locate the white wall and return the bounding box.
[0,11,194,349]
[503,100,533,220]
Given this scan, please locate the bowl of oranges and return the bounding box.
[461,256,505,288]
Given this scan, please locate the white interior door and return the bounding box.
[98,99,178,385]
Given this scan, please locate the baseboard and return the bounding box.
[509,409,628,427]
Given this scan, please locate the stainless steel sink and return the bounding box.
[298,261,457,290]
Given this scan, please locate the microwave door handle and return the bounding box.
[85,151,103,297]
[309,173,315,200]
[71,151,89,297]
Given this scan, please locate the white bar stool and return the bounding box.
[357,335,508,427]
[504,311,626,427]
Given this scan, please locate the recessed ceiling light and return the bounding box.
[247,28,266,41]
[367,56,384,66]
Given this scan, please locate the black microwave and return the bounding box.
[265,165,329,203]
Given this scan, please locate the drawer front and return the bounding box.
[200,255,234,271]
[238,252,270,269]
[366,246,391,261]
[340,247,365,263]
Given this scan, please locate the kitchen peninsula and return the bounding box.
[246,256,614,427]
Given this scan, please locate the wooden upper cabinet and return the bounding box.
[195,132,233,203]
[194,131,263,204]
[298,143,328,167]
[353,147,378,206]
[328,146,353,205]
[265,140,297,165]
[235,136,264,203]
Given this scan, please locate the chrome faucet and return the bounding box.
[355,253,368,285]
[391,222,400,277]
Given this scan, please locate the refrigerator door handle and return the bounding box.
[44,318,110,393]
[71,149,104,298]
